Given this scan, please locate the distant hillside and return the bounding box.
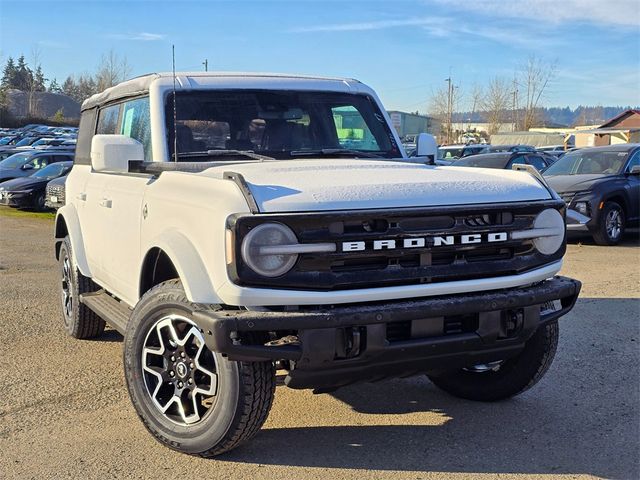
[5,89,81,120]
[452,106,638,128]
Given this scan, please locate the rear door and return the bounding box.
[623,150,640,222]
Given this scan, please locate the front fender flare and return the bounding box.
[55,204,91,277]
[144,231,220,304]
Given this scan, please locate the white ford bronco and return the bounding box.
[54,72,581,456]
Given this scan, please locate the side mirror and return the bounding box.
[21,163,34,170]
[629,165,640,175]
[416,133,437,162]
[91,135,143,173]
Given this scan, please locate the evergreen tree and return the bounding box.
[62,75,78,101]
[1,57,18,89]
[15,55,33,91]
[48,78,62,94]
[33,65,47,92]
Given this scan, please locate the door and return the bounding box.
[79,103,121,284]
[99,97,153,305]
[624,150,640,223]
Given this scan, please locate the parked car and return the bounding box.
[45,174,68,209]
[0,148,33,162]
[537,145,566,156]
[451,151,554,171]
[437,145,466,163]
[460,144,490,157]
[0,161,73,210]
[486,144,536,153]
[543,144,640,245]
[0,151,74,183]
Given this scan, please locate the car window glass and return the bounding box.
[625,150,640,172]
[97,104,121,134]
[121,97,152,161]
[331,105,381,151]
[527,155,547,170]
[31,156,49,169]
[507,155,526,168]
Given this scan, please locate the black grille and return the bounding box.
[228,201,565,291]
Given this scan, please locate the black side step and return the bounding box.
[80,290,131,335]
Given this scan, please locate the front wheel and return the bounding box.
[123,280,275,457]
[428,321,559,401]
[593,201,625,245]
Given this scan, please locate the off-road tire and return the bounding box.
[59,236,105,338]
[428,321,559,402]
[123,279,276,457]
[593,201,625,246]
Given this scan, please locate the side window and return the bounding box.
[507,155,526,168]
[331,105,381,151]
[97,104,121,134]
[527,155,547,171]
[121,97,152,161]
[31,156,50,169]
[625,150,640,172]
[75,108,97,165]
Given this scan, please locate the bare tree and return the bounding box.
[95,50,131,91]
[429,82,461,144]
[467,84,483,129]
[519,55,556,130]
[482,77,511,135]
[28,45,43,116]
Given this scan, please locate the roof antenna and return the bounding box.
[172,44,178,162]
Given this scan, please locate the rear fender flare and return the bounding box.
[54,204,91,277]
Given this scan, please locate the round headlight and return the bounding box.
[532,208,565,255]
[241,223,298,277]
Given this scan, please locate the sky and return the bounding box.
[0,0,639,113]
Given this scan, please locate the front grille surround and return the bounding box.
[227,200,566,291]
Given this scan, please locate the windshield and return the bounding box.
[438,147,464,160]
[544,150,628,175]
[165,90,400,160]
[32,162,71,179]
[0,153,31,169]
[15,137,36,147]
[0,137,14,145]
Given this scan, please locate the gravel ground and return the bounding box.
[0,213,638,480]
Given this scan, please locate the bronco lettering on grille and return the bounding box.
[341,232,508,252]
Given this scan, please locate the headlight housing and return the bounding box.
[573,201,589,216]
[531,208,565,255]
[241,222,299,277]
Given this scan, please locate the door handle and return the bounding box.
[76,192,87,201]
[99,198,112,208]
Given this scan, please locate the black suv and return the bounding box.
[543,144,640,245]
[452,151,554,171]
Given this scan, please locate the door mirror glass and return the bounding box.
[21,163,34,170]
[91,134,144,173]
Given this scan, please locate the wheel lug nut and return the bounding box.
[189,362,194,368]
[188,378,193,384]
[178,381,183,388]
[170,355,175,362]
[180,352,186,358]
[169,371,175,377]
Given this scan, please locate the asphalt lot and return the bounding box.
[0,212,638,480]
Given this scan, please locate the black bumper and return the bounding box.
[194,276,581,390]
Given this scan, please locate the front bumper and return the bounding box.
[0,192,30,207]
[195,276,581,390]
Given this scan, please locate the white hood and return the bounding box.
[202,159,551,213]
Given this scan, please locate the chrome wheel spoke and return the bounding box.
[141,314,218,426]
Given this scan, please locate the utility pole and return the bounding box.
[202,59,208,72]
[512,77,518,132]
[445,71,452,144]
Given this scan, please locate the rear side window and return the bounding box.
[75,108,97,165]
[97,104,121,134]
[527,155,547,171]
[121,97,152,161]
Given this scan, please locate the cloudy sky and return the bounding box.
[1,0,638,112]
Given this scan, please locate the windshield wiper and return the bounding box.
[173,150,275,161]
[290,148,383,159]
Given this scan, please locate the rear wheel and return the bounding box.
[593,201,625,245]
[59,236,105,339]
[123,280,276,456]
[428,321,559,401]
